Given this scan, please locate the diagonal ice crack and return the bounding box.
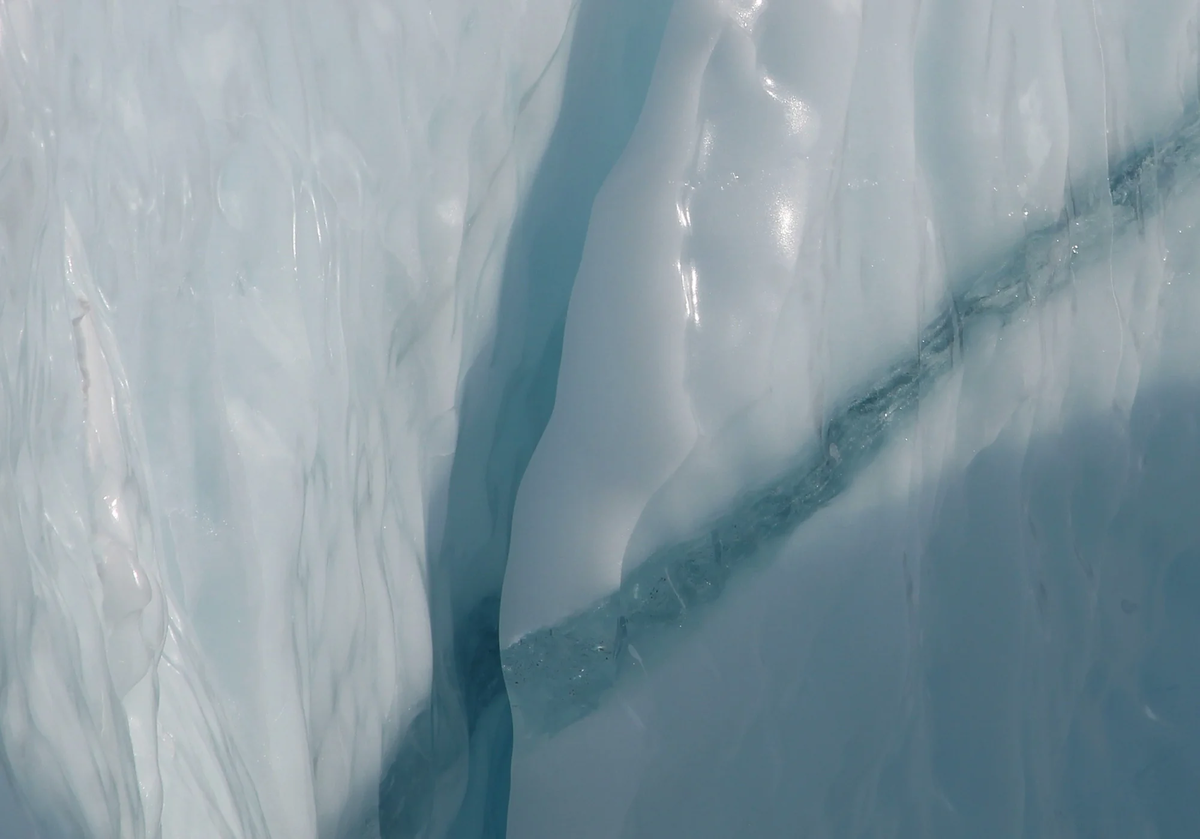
[500,107,1200,737]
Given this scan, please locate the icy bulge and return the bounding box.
[3,0,1200,838]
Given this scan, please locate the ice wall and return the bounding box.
[0,0,579,836]
[6,0,1200,835]
[502,0,1200,836]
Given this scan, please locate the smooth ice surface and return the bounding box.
[0,0,578,836]
[502,0,1200,835]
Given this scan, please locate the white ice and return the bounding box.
[5,0,1200,836]
[503,0,1200,641]
[501,0,1200,836]
[0,0,576,836]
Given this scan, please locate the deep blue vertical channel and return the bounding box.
[376,1,676,836]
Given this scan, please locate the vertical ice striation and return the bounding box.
[0,0,579,836]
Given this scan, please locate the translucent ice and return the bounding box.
[6,0,1200,837]
[500,0,1200,836]
[0,0,578,836]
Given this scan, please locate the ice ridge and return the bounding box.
[500,107,1200,737]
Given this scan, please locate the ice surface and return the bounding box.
[383,2,675,835]
[500,0,1200,836]
[6,0,1200,836]
[0,0,579,836]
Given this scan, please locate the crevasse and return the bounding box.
[7,0,1200,838]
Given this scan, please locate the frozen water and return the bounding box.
[382,2,675,835]
[500,0,1200,837]
[5,0,1200,837]
[501,94,1200,737]
[0,0,580,836]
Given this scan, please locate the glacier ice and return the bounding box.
[0,0,581,835]
[501,0,1200,837]
[5,0,1200,837]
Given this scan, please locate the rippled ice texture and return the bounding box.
[0,0,577,836]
